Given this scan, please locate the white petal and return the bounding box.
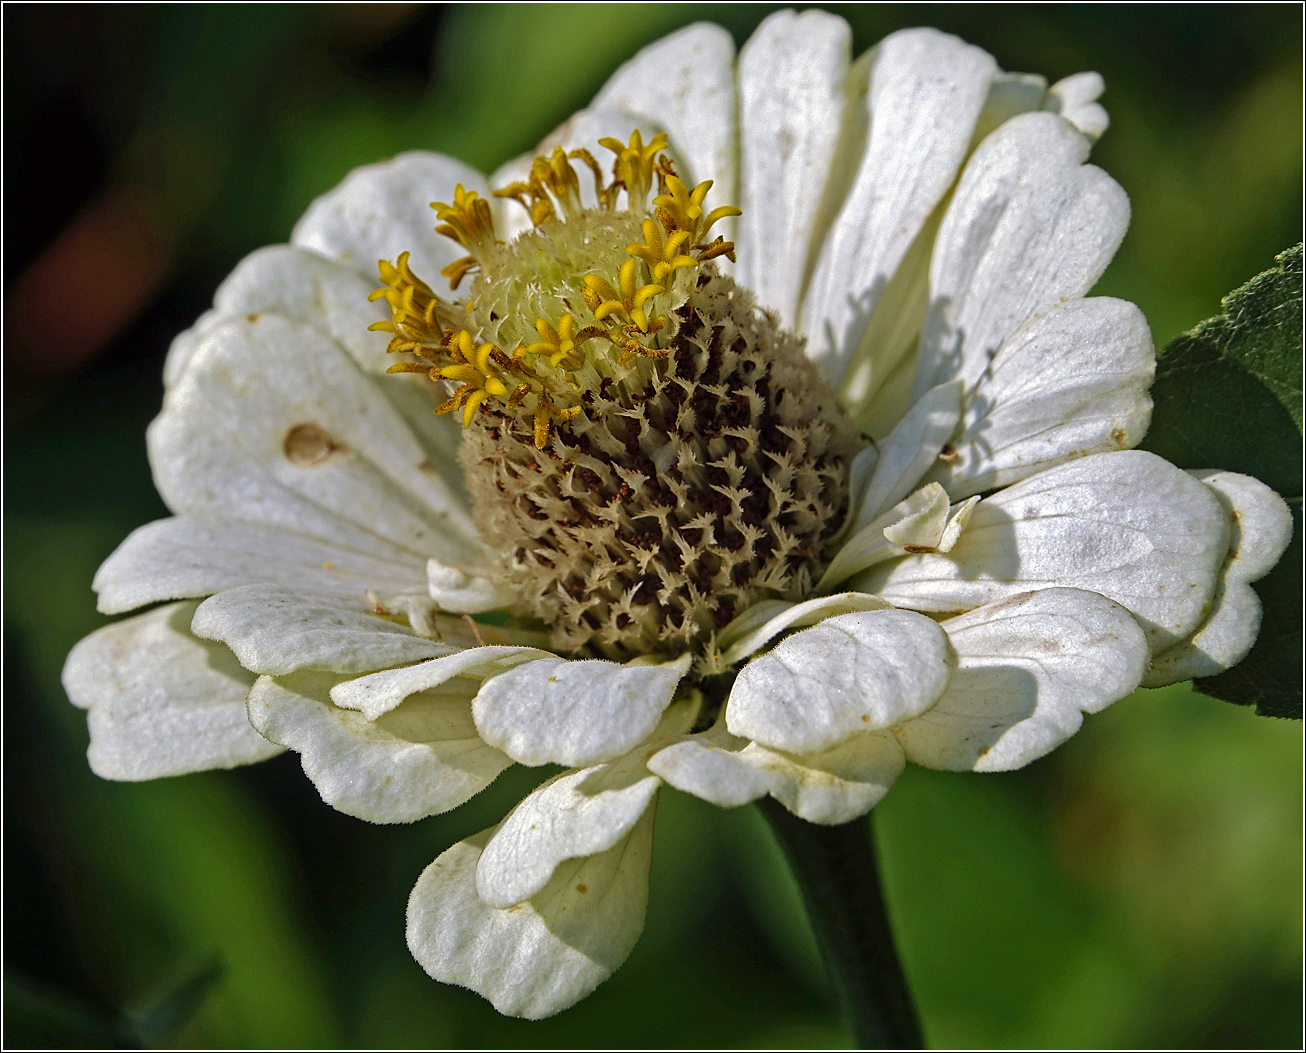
[292,151,488,282]
[649,721,904,825]
[148,313,480,566]
[93,516,428,615]
[247,671,510,823]
[62,602,281,781]
[192,583,452,675]
[727,609,955,753]
[330,645,554,720]
[856,450,1230,653]
[801,28,997,388]
[473,654,690,767]
[734,9,851,327]
[1144,471,1294,686]
[922,297,1154,500]
[894,588,1149,772]
[969,72,1048,146]
[912,111,1129,401]
[1048,72,1109,142]
[719,592,891,666]
[407,810,655,1019]
[594,22,737,237]
[854,380,963,527]
[818,484,952,590]
[426,557,517,614]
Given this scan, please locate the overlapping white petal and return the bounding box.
[192,583,453,675]
[717,592,891,666]
[911,111,1129,401]
[62,602,280,780]
[247,670,510,823]
[735,9,851,326]
[727,609,955,753]
[330,645,554,720]
[856,451,1230,653]
[473,654,691,767]
[292,151,490,282]
[150,313,479,564]
[1048,72,1109,142]
[93,516,428,615]
[802,28,997,389]
[1144,471,1294,686]
[894,588,1149,772]
[408,809,655,1019]
[922,297,1154,500]
[649,720,905,825]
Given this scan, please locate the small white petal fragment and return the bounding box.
[292,151,489,282]
[855,380,964,527]
[192,584,452,675]
[473,655,691,767]
[595,23,737,215]
[425,558,516,614]
[857,450,1230,653]
[735,9,851,326]
[894,588,1149,772]
[720,592,891,666]
[802,28,997,387]
[818,484,950,590]
[93,516,429,615]
[247,671,510,823]
[330,645,554,721]
[922,298,1155,500]
[408,809,655,1020]
[1047,71,1109,142]
[62,602,280,781]
[728,609,955,753]
[1144,471,1294,686]
[649,721,905,826]
[913,111,1129,400]
[149,313,481,566]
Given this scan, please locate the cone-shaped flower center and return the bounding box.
[371,132,860,659]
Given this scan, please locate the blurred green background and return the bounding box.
[4,4,1301,1048]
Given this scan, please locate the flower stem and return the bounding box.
[757,799,924,1049]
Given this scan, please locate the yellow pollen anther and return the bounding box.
[599,129,671,208]
[432,184,499,260]
[368,251,451,353]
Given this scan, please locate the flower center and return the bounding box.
[371,132,860,660]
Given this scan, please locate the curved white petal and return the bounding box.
[93,516,428,615]
[330,645,554,720]
[292,151,489,283]
[854,380,963,527]
[856,450,1231,653]
[894,588,1149,772]
[734,9,851,327]
[719,591,890,666]
[473,654,690,767]
[594,23,737,222]
[192,583,452,675]
[1144,471,1294,686]
[727,609,955,753]
[148,313,480,565]
[63,602,279,780]
[649,720,904,825]
[426,557,519,614]
[801,28,997,388]
[407,810,655,1020]
[912,111,1129,401]
[1048,72,1109,142]
[922,297,1154,500]
[819,483,953,590]
[247,671,510,823]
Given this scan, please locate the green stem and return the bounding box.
[757,799,924,1049]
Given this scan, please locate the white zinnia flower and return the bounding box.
[63,12,1292,1021]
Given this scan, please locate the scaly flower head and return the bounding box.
[63,12,1292,1023]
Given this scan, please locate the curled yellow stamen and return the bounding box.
[368,251,450,352]
[432,184,499,259]
[599,129,670,208]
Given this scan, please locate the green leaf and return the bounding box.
[1140,245,1303,718]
